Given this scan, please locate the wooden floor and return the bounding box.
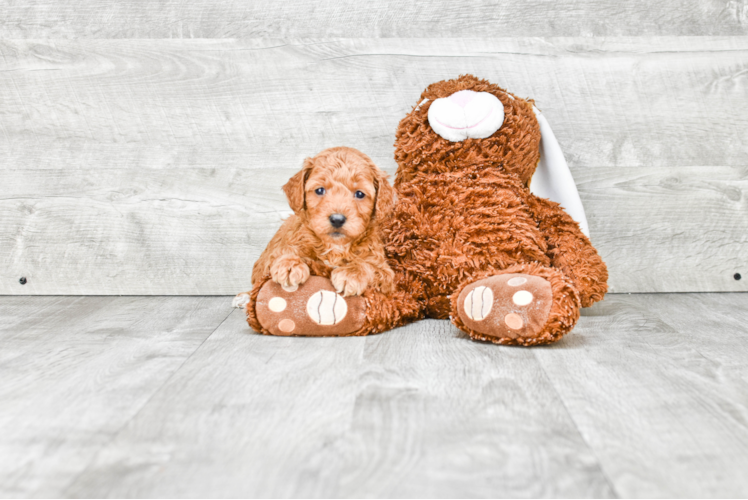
[1,293,747,498]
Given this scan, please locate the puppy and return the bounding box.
[234,147,395,308]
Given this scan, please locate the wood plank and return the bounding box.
[1,166,745,295]
[578,166,748,293]
[1,37,747,173]
[534,293,748,497]
[65,309,371,498]
[1,0,746,38]
[64,312,614,498]
[2,38,746,294]
[317,320,615,497]
[4,293,748,496]
[0,295,232,498]
[0,295,77,333]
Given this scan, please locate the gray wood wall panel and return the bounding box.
[1,37,747,294]
[578,166,748,294]
[2,166,745,295]
[0,295,231,498]
[2,38,747,172]
[1,0,747,38]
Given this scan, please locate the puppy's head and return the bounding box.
[283,147,394,245]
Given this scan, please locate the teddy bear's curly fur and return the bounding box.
[247,74,608,345]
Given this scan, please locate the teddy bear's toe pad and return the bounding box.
[255,277,366,336]
[457,274,553,340]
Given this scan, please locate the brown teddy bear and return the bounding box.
[246,75,608,346]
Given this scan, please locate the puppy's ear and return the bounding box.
[283,158,314,213]
[373,169,396,220]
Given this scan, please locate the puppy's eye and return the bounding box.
[315,187,325,196]
[354,190,366,199]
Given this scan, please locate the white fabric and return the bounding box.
[530,107,589,237]
[428,91,505,142]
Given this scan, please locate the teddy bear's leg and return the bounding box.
[450,263,581,346]
[245,275,423,337]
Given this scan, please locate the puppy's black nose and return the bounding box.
[329,213,346,228]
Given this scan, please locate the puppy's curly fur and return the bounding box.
[251,147,395,297]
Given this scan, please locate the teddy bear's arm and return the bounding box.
[527,195,608,307]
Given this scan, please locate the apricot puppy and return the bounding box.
[235,147,395,309]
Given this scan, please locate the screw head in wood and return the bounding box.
[735,273,742,281]
[19,277,27,285]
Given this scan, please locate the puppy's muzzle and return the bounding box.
[329,213,347,228]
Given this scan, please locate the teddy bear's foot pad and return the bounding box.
[457,274,553,341]
[255,276,366,336]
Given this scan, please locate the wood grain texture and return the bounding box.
[0,293,733,497]
[578,166,748,293]
[2,166,745,295]
[1,0,747,38]
[64,310,615,498]
[317,321,615,497]
[65,309,371,498]
[2,37,748,173]
[534,293,748,497]
[2,37,747,295]
[0,295,231,498]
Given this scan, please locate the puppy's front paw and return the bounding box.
[331,267,370,297]
[232,293,250,309]
[271,255,310,292]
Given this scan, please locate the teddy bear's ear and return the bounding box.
[530,108,590,237]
